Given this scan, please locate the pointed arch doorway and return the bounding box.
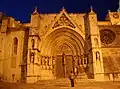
[41,27,85,79]
[55,44,74,78]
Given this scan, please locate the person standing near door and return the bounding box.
[68,71,75,87]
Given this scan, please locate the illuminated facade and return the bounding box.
[0,7,120,83]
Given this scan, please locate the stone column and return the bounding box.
[52,56,55,75]
[52,56,55,77]
[109,74,113,81]
[118,74,120,80]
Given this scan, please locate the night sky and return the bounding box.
[0,0,119,23]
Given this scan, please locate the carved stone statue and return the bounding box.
[30,52,35,63]
[96,51,100,60]
[62,52,66,65]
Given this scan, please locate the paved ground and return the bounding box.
[0,80,120,89]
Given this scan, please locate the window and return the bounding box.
[31,39,35,49]
[13,37,18,55]
[100,29,116,44]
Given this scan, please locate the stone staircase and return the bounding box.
[36,78,70,85]
[35,78,96,86]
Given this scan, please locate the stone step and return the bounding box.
[36,78,96,86]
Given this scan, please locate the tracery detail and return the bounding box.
[100,29,116,44]
[53,14,76,29]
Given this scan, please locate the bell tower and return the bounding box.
[27,7,41,83]
[85,6,104,81]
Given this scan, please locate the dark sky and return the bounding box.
[0,0,119,23]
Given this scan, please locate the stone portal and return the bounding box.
[55,44,74,78]
[55,54,74,78]
[40,28,86,80]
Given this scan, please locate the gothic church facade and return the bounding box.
[0,7,120,83]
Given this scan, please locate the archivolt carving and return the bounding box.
[100,29,116,44]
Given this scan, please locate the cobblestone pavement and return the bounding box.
[0,80,120,89]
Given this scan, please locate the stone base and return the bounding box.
[26,75,41,83]
[75,72,88,79]
[94,73,105,81]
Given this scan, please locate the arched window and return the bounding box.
[13,37,18,55]
[31,39,35,49]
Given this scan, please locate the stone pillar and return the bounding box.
[52,56,56,79]
[109,74,113,81]
[118,0,120,12]
[118,74,120,81]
